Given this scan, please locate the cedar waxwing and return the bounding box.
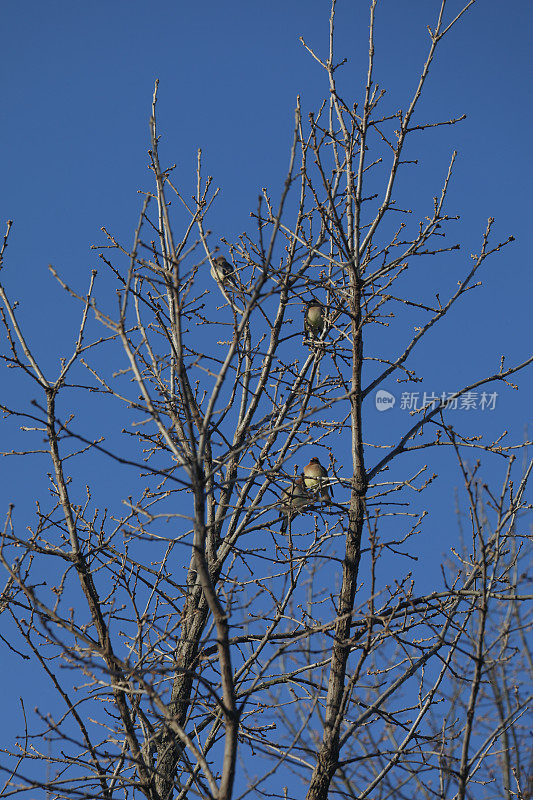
[211,255,238,289]
[303,457,332,501]
[210,255,243,313]
[280,477,309,533]
[304,301,325,342]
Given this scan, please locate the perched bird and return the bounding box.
[303,457,332,501]
[280,477,309,533]
[210,255,243,314]
[211,255,238,289]
[304,300,325,343]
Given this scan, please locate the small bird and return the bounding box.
[280,477,309,533]
[303,457,332,501]
[304,301,325,343]
[210,255,243,313]
[211,255,238,289]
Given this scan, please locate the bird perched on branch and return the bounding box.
[211,255,238,288]
[280,477,310,533]
[303,457,332,502]
[210,255,243,313]
[304,300,325,344]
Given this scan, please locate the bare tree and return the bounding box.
[0,2,531,799]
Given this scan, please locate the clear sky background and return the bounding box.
[0,0,531,794]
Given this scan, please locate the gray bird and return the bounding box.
[210,255,243,314]
[280,477,310,533]
[304,301,325,343]
[211,255,238,289]
[303,456,332,501]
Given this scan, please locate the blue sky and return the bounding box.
[1,0,531,388]
[0,0,531,794]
